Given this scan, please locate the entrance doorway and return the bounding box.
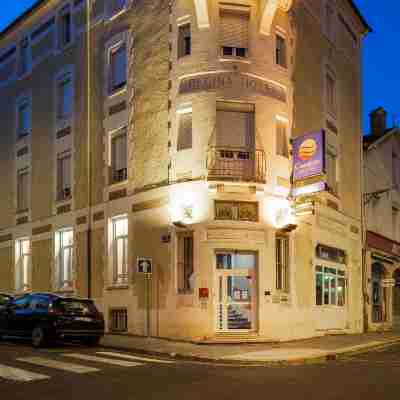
[393,270,400,331]
[215,251,257,332]
[372,262,386,323]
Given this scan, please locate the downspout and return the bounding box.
[86,0,92,298]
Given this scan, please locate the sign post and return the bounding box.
[137,258,153,337]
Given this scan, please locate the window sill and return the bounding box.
[109,179,128,189]
[107,284,129,291]
[219,57,251,64]
[56,197,72,204]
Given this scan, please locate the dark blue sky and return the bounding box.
[0,1,397,133]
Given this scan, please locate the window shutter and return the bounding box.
[276,120,288,157]
[177,112,192,150]
[64,155,71,190]
[219,10,249,49]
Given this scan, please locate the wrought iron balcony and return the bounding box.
[207,147,266,184]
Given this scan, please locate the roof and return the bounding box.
[0,0,372,42]
[363,127,398,149]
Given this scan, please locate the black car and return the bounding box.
[0,293,104,348]
[0,293,13,311]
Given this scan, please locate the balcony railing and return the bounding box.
[207,147,266,183]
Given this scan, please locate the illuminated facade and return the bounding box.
[0,0,369,341]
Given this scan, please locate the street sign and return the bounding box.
[137,258,152,274]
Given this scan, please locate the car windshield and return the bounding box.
[55,299,98,315]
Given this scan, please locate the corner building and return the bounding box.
[0,0,369,342]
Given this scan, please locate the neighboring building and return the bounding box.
[0,0,369,342]
[363,107,400,332]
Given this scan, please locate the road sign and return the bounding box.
[137,258,152,274]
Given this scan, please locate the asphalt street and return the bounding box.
[1,340,400,400]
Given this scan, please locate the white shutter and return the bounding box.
[177,112,192,150]
[219,10,249,49]
[276,120,288,157]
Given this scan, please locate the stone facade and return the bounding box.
[0,0,369,342]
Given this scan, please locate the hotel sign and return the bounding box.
[179,72,286,103]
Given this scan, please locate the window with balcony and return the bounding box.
[108,43,127,94]
[17,168,29,212]
[177,110,192,151]
[111,127,128,183]
[57,152,72,201]
[17,97,31,138]
[55,228,74,290]
[58,5,72,48]
[177,231,194,293]
[57,73,73,119]
[15,238,31,293]
[178,24,191,58]
[276,34,287,68]
[111,216,128,285]
[219,7,249,58]
[276,118,289,158]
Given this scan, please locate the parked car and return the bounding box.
[0,293,13,311]
[0,293,104,348]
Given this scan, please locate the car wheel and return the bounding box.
[84,336,101,347]
[32,325,47,348]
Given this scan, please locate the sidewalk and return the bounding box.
[101,331,400,365]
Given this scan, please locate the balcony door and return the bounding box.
[210,102,256,181]
[215,251,257,332]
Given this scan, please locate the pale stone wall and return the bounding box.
[31,239,52,292]
[0,246,14,292]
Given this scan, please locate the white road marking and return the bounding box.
[17,357,100,374]
[63,353,143,367]
[0,364,49,382]
[96,351,175,364]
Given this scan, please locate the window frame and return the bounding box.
[56,72,73,120]
[111,215,128,285]
[108,41,127,95]
[177,231,194,294]
[275,116,289,158]
[276,235,290,293]
[176,107,193,151]
[56,151,72,201]
[17,168,30,213]
[325,68,338,120]
[177,23,191,59]
[315,265,346,307]
[57,4,73,50]
[16,95,31,139]
[275,33,287,69]
[110,127,128,184]
[18,36,31,78]
[15,238,31,293]
[55,228,74,291]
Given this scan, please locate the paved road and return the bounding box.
[1,340,400,399]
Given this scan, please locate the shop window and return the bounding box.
[110,127,128,183]
[15,238,31,293]
[276,118,289,158]
[276,235,289,292]
[275,34,287,68]
[315,266,346,307]
[108,43,127,94]
[215,201,258,222]
[54,228,74,290]
[178,24,191,58]
[110,308,128,332]
[177,110,192,151]
[111,216,128,285]
[177,231,194,293]
[57,151,72,201]
[219,7,249,58]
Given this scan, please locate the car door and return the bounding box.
[0,295,12,334]
[8,295,32,336]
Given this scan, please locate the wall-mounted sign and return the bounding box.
[179,72,286,103]
[293,130,326,182]
[137,258,152,274]
[316,244,346,264]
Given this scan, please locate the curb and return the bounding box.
[100,337,400,367]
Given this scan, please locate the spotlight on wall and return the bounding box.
[173,221,188,229]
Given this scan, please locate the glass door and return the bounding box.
[215,251,257,332]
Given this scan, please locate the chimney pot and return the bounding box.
[370,107,387,136]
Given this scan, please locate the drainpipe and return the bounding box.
[86,0,92,299]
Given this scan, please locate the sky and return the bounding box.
[0,0,398,133]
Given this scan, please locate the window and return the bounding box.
[276,235,289,292]
[316,266,346,306]
[178,24,191,58]
[58,6,72,48]
[14,295,31,309]
[107,0,127,19]
[326,150,338,195]
[112,216,128,285]
[219,8,249,58]
[17,98,31,138]
[326,72,337,117]
[276,118,289,158]
[57,152,72,201]
[15,238,31,293]
[325,3,335,42]
[17,168,29,212]
[393,153,400,189]
[177,110,192,150]
[215,201,258,222]
[55,228,74,290]
[111,128,128,183]
[109,43,127,94]
[276,34,287,68]
[110,308,128,332]
[177,231,194,293]
[18,37,30,76]
[57,74,73,119]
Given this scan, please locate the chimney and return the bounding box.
[370,107,387,136]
